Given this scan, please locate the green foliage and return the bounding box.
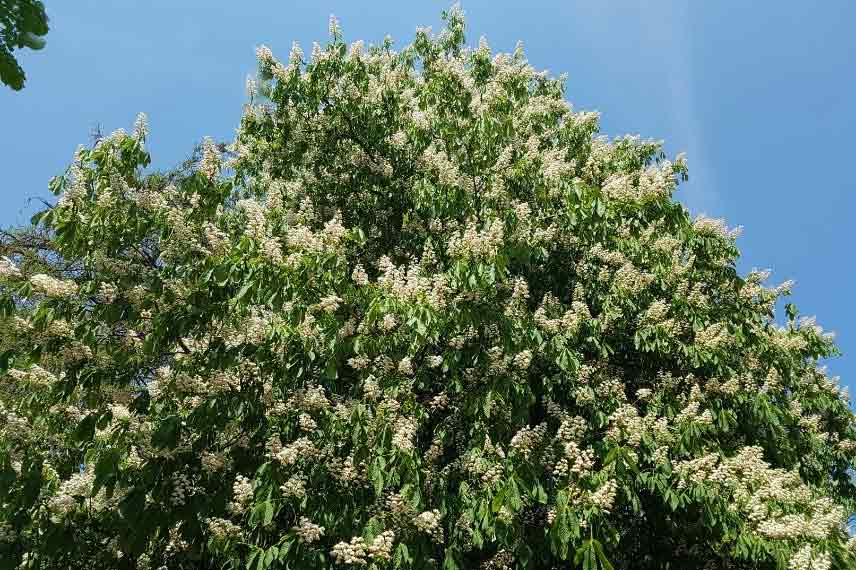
[0,0,48,90]
[0,7,854,570]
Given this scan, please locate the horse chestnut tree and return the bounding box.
[1,7,854,570]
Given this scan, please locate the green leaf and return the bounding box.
[556,513,571,548]
[443,549,459,570]
[247,548,260,569]
[574,540,591,566]
[603,446,619,466]
[263,547,275,568]
[152,415,180,449]
[93,449,119,494]
[324,357,338,380]
[491,486,506,513]
[264,501,274,525]
[593,539,614,570]
[372,461,385,496]
[235,279,254,302]
[73,413,97,444]
[785,302,797,320]
[395,543,413,566]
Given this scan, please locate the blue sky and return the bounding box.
[1,1,854,394]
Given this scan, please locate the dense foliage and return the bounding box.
[0,0,48,90]
[1,8,854,569]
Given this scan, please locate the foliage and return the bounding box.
[1,7,854,569]
[0,0,48,90]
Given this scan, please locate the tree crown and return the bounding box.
[1,7,854,570]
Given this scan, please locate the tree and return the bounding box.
[1,7,854,569]
[0,0,48,90]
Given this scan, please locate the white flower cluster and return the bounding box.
[315,293,343,314]
[280,476,306,499]
[374,256,451,311]
[199,137,221,180]
[788,545,831,570]
[612,261,654,296]
[206,517,242,542]
[557,415,587,441]
[366,530,395,561]
[46,318,74,338]
[587,479,618,513]
[553,441,595,480]
[29,274,78,298]
[675,446,847,547]
[348,355,371,371]
[510,424,547,460]
[512,350,533,370]
[331,536,368,565]
[601,161,676,204]
[397,356,414,376]
[48,468,99,516]
[201,451,227,474]
[293,517,325,543]
[272,436,316,466]
[1,410,29,442]
[7,365,58,387]
[414,509,443,541]
[170,472,193,506]
[381,314,398,332]
[695,322,730,352]
[607,404,645,446]
[447,219,504,260]
[392,417,418,452]
[693,215,742,240]
[351,264,369,286]
[0,256,21,279]
[98,281,118,303]
[229,475,253,514]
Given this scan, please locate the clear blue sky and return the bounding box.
[1,1,854,395]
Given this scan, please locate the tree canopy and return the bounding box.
[1,7,854,570]
[0,0,48,90]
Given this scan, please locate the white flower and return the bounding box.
[398,357,414,376]
[392,417,418,452]
[513,350,533,370]
[298,413,317,432]
[413,510,443,541]
[0,256,21,279]
[366,530,395,561]
[317,294,343,314]
[206,517,242,541]
[352,264,369,285]
[331,537,367,565]
[98,282,118,303]
[228,475,253,514]
[133,112,149,140]
[280,476,306,499]
[289,42,304,65]
[293,517,325,543]
[693,215,741,240]
[29,274,77,298]
[199,137,221,180]
[381,314,398,332]
[256,45,274,65]
[328,14,341,37]
[636,388,653,400]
